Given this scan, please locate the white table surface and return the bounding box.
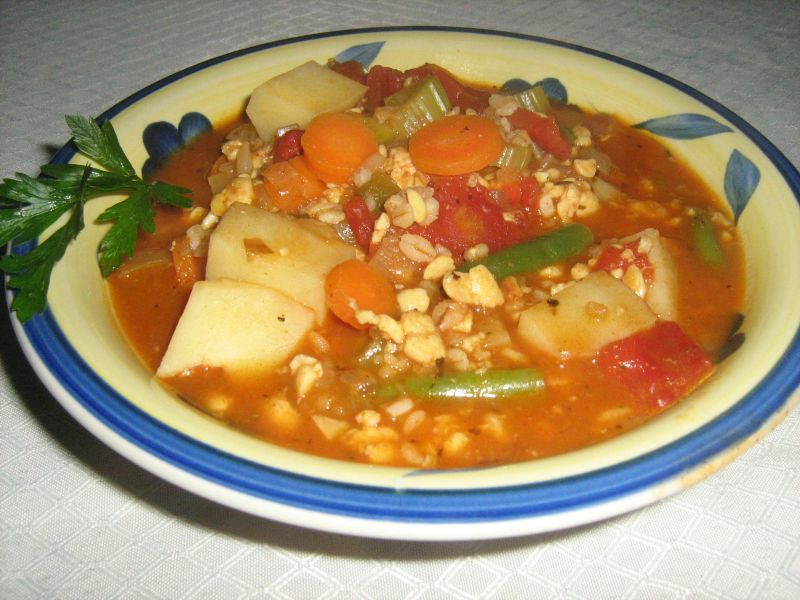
[1,1,799,597]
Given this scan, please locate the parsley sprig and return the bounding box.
[0,115,192,322]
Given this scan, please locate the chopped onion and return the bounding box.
[275,123,301,138]
[114,248,172,278]
[592,177,622,202]
[384,396,414,418]
[579,146,612,176]
[186,224,209,257]
[235,141,252,175]
[311,415,349,441]
[208,170,235,194]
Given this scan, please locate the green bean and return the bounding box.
[458,223,594,279]
[691,210,725,266]
[376,368,545,401]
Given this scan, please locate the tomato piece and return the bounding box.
[404,64,490,112]
[507,108,571,160]
[328,60,367,85]
[261,155,325,212]
[409,176,526,259]
[598,321,714,408]
[491,169,542,235]
[499,172,540,208]
[273,129,304,162]
[595,241,655,284]
[344,196,375,252]
[364,65,405,112]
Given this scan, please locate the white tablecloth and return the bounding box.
[1,1,799,597]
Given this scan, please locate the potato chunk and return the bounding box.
[205,203,355,323]
[518,271,656,358]
[603,228,678,320]
[156,279,314,378]
[640,230,678,320]
[246,61,368,142]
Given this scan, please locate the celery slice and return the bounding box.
[515,84,551,113]
[494,144,534,170]
[383,76,451,141]
[358,171,400,213]
[360,116,397,145]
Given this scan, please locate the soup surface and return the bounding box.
[108,60,744,468]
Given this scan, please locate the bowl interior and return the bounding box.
[42,30,800,492]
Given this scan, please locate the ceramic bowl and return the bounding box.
[10,27,800,541]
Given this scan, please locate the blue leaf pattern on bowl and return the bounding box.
[724,149,760,222]
[633,114,733,139]
[334,41,385,67]
[535,77,568,104]
[143,122,182,163]
[142,112,212,179]
[500,78,533,93]
[500,77,568,103]
[178,112,212,144]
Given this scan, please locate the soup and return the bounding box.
[108,59,744,468]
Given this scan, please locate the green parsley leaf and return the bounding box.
[65,115,136,177]
[0,173,80,245]
[0,168,88,322]
[95,187,154,276]
[0,115,194,322]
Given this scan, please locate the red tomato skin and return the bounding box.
[408,176,526,260]
[329,60,367,85]
[595,241,655,284]
[598,321,714,409]
[364,65,405,112]
[501,174,541,211]
[344,196,375,252]
[507,108,571,160]
[404,64,490,113]
[273,129,304,162]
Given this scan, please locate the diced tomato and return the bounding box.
[408,175,526,259]
[364,65,405,112]
[499,172,540,209]
[273,129,304,162]
[404,64,490,113]
[328,60,367,85]
[595,240,654,284]
[344,196,375,252]
[261,155,325,212]
[507,108,571,160]
[490,169,542,233]
[598,321,714,409]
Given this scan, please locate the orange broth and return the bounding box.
[108,109,745,468]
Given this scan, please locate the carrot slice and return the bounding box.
[325,259,398,328]
[408,114,504,176]
[301,112,378,184]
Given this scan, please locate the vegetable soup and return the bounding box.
[107,59,745,468]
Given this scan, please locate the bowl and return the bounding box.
[9,27,800,541]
